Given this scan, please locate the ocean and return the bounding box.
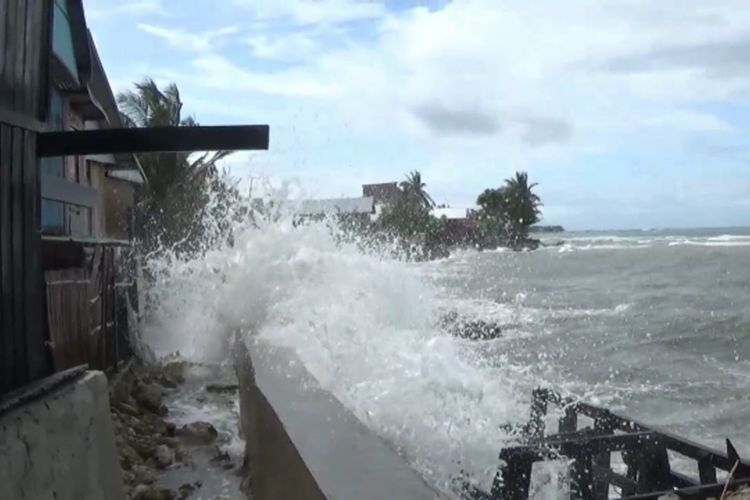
[145,219,750,496]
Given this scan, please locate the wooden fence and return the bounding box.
[45,246,130,372]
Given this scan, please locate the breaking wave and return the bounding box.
[140,192,536,494]
[542,231,750,252]
[140,186,747,495]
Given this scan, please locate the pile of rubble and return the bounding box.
[109,361,220,500]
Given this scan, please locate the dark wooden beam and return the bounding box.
[37,125,270,157]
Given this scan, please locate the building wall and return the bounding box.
[88,161,107,239]
[0,370,126,500]
[103,175,135,240]
[0,0,52,395]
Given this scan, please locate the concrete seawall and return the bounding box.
[0,368,125,500]
[234,338,445,500]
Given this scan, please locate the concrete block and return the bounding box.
[0,370,125,500]
[234,338,445,500]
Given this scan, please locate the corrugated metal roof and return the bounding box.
[299,196,374,215]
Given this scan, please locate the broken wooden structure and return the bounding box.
[482,388,750,499]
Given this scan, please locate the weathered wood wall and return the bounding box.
[45,248,122,372]
[0,0,50,122]
[0,0,52,395]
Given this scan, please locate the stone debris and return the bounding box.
[110,361,214,500]
[154,444,174,469]
[206,383,239,394]
[176,421,219,445]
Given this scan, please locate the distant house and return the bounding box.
[434,208,477,246]
[362,182,402,219]
[298,196,375,225]
[299,196,374,217]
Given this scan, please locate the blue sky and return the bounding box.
[85,0,750,230]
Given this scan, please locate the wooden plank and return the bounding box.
[37,0,52,121]
[23,0,40,115]
[23,129,45,380]
[551,395,744,472]
[89,247,102,368]
[621,477,750,500]
[37,124,271,156]
[0,0,8,89]
[45,267,90,371]
[1,0,18,112]
[11,127,27,381]
[14,0,28,112]
[0,125,12,393]
[40,172,97,207]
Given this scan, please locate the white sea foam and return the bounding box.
[141,195,533,494]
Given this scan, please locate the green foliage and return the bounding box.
[117,78,234,253]
[377,188,448,260]
[399,170,435,209]
[475,171,542,249]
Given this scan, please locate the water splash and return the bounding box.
[140,185,532,494]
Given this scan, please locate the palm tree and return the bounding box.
[117,78,233,250]
[502,171,542,244]
[399,170,435,209]
[118,78,231,201]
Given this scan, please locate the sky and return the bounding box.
[84,0,750,230]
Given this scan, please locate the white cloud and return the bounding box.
[102,0,750,227]
[87,0,166,20]
[189,54,341,98]
[137,23,239,52]
[231,0,386,25]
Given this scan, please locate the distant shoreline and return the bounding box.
[529,225,564,233]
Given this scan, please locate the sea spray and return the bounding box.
[139,184,537,494]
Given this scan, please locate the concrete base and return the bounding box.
[0,370,125,500]
[234,338,444,500]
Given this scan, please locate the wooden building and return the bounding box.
[0,0,269,397]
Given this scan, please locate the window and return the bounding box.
[41,199,65,235]
[41,199,92,238]
[41,88,65,177]
[48,87,64,129]
[52,0,79,82]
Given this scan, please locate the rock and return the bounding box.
[131,438,156,460]
[155,373,177,389]
[133,382,166,415]
[174,446,187,463]
[177,483,196,500]
[162,361,186,385]
[438,312,503,341]
[120,444,142,469]
[210,446,231,463]
[206,384,239,393]
[165,421,176,437]
[176,421,218,445]
[155,444,174,469]
[158,436,181,449]
[131,464,157,485]
[122,470,136,485]
[158,489,178,500]
[132,484,150,499]
[117,401,141,418]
